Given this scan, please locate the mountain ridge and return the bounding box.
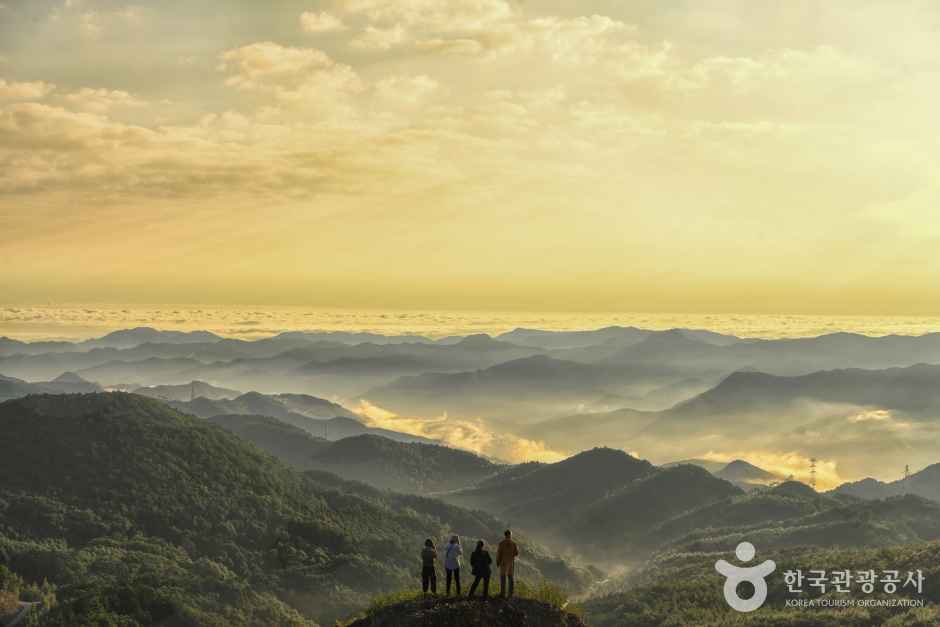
[0,392,591,625]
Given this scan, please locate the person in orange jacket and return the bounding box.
[495,529,519,598]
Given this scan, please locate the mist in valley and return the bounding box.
[6,322,940,626]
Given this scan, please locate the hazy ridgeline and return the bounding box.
[3,324,940,625]
[4,325,940,481]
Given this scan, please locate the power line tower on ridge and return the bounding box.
[809,458,817,490]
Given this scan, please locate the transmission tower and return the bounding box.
[904,464,911,494]
[809,458,817,490]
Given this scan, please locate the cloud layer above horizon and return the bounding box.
[3,0,940,312]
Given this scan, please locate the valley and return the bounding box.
[3,324,940,625]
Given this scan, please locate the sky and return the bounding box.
[3,0,940,313]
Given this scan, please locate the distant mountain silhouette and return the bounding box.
[366,355,634,420]
[172,390,358,421]
[651,480,835,544]
[0,373,36,400]
[603,331,940,376]
[522,405,657,451]
[832,477,893,500]
[495,326,739,350]
[0,371,102,400]
[44,371,103,394]
[8,327,940,421]
[659,486,940,555]
[603,330,721,365]
[273,330,434,345]
[631,377,716,411]
[76,357,206,386]
[470,447,654,509]
[832,463,940,502]
[662,459,781,490]
[496,326,652,349]
[292,335,544,383]
[661,458,728,473]
[715,459,780,488]
[82,327,223,349]
[448,448,739,560]
[8,326,940,377]
[313,416,437,444]
[51,371,90,384]
[670,366,940,416]
[0,336,75,356]
[310,434,498,493]
[567,464,742,554]
[529,363,940,454]
[208,413,331,467]
[133,380,241,402]
[177,392,433,445]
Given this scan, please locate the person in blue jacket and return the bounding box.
[444,535,463,595]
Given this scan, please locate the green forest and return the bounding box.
[0,394,589,626]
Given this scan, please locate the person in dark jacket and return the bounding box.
[467,540,493,600]
[420,538,437,595]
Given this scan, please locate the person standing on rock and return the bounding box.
[420,538,438,595]
[468,540,492,600]
[496,529,519,598]
[444,535,463,595]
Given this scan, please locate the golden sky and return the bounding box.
[2,0,940,313]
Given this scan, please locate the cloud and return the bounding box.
[0,102,165,193]
[0,78,56,101]
[356,400,566,463]
[350,24,407,50]
[300,11,346,33]
[64,88,146,113]
[51,3,146,40]
[0,84,473,204]
[341,0,513,31]
[519,15,638,62]
[687,45,878,96]
[414,38,484,56]
[846,408,911,430]
[342,0,516,52]
[374,75,438,107]
[344,10,650,67]
[6,0,940,316]
[0,101,365,198]
[218,42,363,108]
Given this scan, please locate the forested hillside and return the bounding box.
[0,393,590,626]
[585,542,940,626]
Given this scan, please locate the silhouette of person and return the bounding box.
[496,529,519,598]
[468,540,492,600]
[420,538,437,595]
[444,535,463,595]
